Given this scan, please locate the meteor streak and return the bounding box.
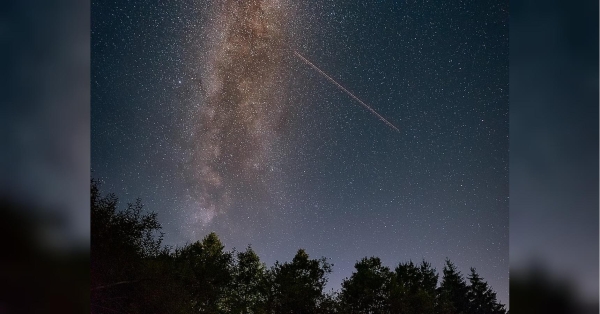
[294,51,400,132]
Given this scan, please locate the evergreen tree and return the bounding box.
[437,259,469,314]
[90,179,509,314]
[467,268,507,314]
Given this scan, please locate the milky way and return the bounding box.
[92,0,509,305]
[182,0,294,225]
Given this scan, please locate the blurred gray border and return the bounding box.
[0,0,597,311]
[510,0,599,308]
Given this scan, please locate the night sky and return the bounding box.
[92,0,508,306]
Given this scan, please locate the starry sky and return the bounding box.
[92,0,508,306]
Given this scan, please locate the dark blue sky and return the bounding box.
[92,0,508,305]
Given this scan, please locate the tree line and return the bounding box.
[91,179,507,313]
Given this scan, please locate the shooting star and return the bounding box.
[294,51,400,132]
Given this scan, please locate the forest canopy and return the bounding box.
[91,179,507,314]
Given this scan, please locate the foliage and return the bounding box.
[467,268,507,314]
[389,260,438,314]
[227,246,269,313]
[91,178,173,313]
[339,257,392,313]
[437,259,470,314]
[172,232,234,313]
[270,249,333,313]
[90,179,508,314]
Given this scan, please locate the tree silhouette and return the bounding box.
[389,260,438,314]
[467,268,507,314]
[90,179,509,314]
[437,259,470,314]
[228,246,269,313]
[173,232,233,313]
[339,256,392,313]
[270,249,332,313]
[91,179,169,313]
